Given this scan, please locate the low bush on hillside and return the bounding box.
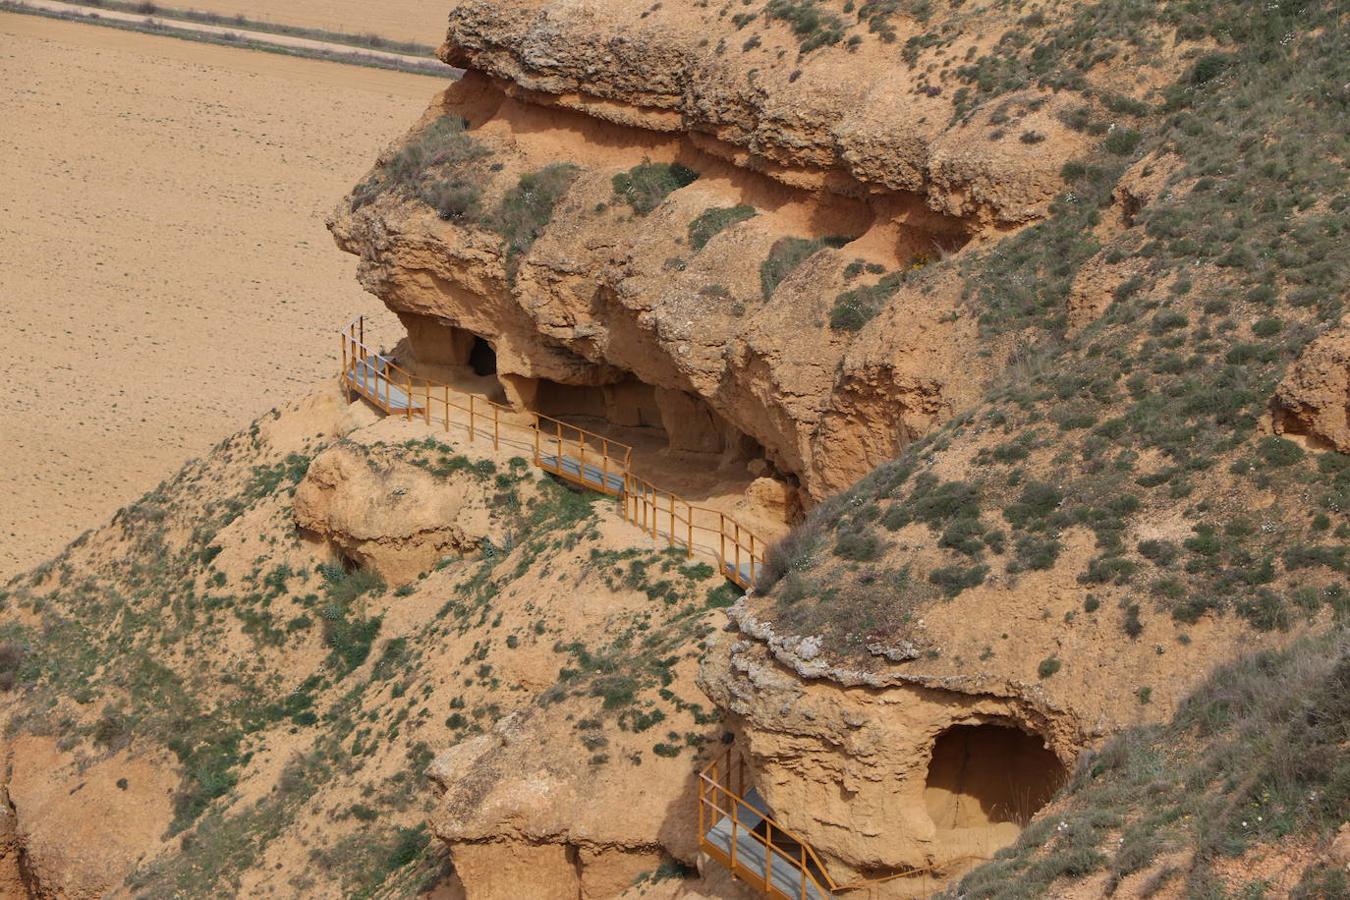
[485,163,582,275]
[349,115,490,212]
[760,235,849,299]
[611,161,698,214]
[687,204,756,250]
[766,0,847,52]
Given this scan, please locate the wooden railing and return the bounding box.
[339,316,765,587]
[698,746,987,899]
[699,745,834,899]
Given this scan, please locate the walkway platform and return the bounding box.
[340,314,765,589]
[348,355,422,413]
[537,453,626,495]
[702,788,830,899]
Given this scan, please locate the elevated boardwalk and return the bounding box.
[340,315,765,588]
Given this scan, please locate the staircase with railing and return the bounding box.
[698,745,983,899]
[340,315,765,588]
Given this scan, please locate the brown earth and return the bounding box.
[135,0,451,46]
[0,12,446,578]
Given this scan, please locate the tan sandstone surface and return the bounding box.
[0,12,447,578]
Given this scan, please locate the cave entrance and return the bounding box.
[923,723,1065,831]
[469,336,498,377]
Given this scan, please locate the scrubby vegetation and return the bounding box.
[757,0,1349,661]
[0,401,725,894]
[954,631,1349,898]
[611,161,699,215]
[760,235,850,299]
[349,115,490,215]
[485,163,582,276]
[687,204,756,251]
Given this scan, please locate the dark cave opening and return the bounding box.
[469,336,498,377]
[923,722,1066,830]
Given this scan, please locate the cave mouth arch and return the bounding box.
[469,336,498,377]
[923,722,1066,831]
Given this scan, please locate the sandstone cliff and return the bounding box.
[328,1,1348,896]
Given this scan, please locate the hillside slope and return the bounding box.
[0,0,1345,898]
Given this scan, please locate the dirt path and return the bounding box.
[9,0,454,71]
[0,12,446,577]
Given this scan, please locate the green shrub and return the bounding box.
[1137,539,1179,566]
[1122,603,1143,638]
[487,163,582,270]
[1103,128,1142,156]
[418,177,482,221]
[1013,534,1062,571]
[834,529,884,562]
[687,205,755,250]
[766,0,847,52]
[351,115,490,210]
[611,161,698,214]
[1038,656,1062,679]
[1256,436,1304,467]
[1188,52,1235,85]
[760,235,847,299]
[929,563,989,597]
[1004,481,1063,528]
[830,270,908,330]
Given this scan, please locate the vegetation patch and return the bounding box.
[956,633,1350,897]
[760,235,848,299]
[611,161,698,215]
[687,204,756,250]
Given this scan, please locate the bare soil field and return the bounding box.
[0,12,447,577]
[132,0,448,46]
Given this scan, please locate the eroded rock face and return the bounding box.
[440,1,1083,227]
[329,75,1016,499]
[426,700,709,899]
[1273,319,1350,451]
[698,629,1079,879]
[2,737,175,900]
[293,441,508,585]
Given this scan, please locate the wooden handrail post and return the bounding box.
[493,404,500,451]
[749,532,757,585]
[719,513,727,575]
[698,775,705,844]
[444,384,450,431]
[405,372,413,421]
[668,494,676,547]
[533,414,541,464]
[341,333,350,402]
[800,843,808,900]
[686,507,693,558]
[424,380,431,425]
[729,798,738,872]
[468,394,476,443]
[764,821,773,893]
[734,522,743,585]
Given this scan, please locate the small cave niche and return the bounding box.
[469,336,498,377]
[923,722,1066,832]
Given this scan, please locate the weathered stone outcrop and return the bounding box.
[329,74,1030,499]
[696,601,1086,881]
[440,0,1084,226]
[293,441,508,585]
[1273,318,1350,451]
